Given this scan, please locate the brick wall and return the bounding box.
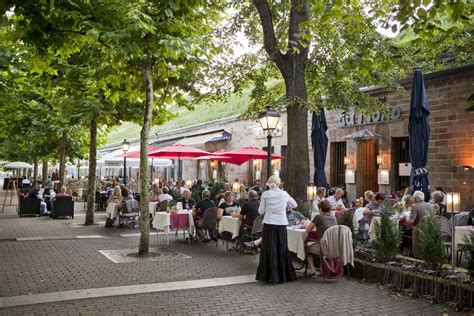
[326,69,474,206]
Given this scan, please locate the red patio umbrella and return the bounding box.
[148,143,212,179]
[194,150,241,165]
[215,147,285,182]
[216,146,284,165]
[115,146,160,158]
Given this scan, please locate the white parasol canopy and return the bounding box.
[3,161,33,169]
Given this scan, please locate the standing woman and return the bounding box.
[256,175,297,283]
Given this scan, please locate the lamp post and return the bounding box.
[446,192,461,270]
[307,183,317,219]
[258,107,280,181]
[121,139,130,185]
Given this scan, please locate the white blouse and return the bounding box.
[258,187,297,226]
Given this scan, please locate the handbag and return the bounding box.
[321,256,343,279]
[321,226,344,279]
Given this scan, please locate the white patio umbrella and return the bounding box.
[3,161,33,169]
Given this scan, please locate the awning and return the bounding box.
[342,129,383,142]
[176,131,231,146]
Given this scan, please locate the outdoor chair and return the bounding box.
[19,198,41,217]
[240,214,264,257]
[158,199,176,212]
[356,219,370,243]
[119,198,139,228]
[320,225,354,280]
[199,207,218,244]
[439,216,452,258]
[51,196,74,219]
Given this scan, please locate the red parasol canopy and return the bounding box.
[216,146,285,165]
[115,146,160,158]
[148,143,212,159]
[194,150,241,165]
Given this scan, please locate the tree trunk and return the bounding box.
[33,160,38,184]
[138,61,153,255]
[85,118,97,225]
[253,0,310,202]
[58,130,68,187]
[42,160,48,185]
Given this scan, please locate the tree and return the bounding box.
[4,1,225,255]
[224,1,473,201]
[419,214,446,270]
[372,210,402,262]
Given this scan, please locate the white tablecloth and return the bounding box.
[152,211,194,233]
[287,227,308,261]
[149,202,158,216]
[368,216,399,240]
[105,202,119,219]
[218,216,241,240]
[455,226,474,251]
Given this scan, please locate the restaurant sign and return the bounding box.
[339,106,401,127]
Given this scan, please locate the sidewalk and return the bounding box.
[0,190,462,315]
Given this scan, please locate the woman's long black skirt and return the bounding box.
[256,224,296,283]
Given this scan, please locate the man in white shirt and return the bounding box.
[326,188,346,211]
[158,186,173,203]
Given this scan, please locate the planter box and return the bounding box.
[351,258,474,309]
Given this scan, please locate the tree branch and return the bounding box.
[253,0,287,76]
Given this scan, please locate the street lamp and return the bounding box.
[121,139,130,185]
[258,107,280,181]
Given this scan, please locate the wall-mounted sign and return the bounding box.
[399,163,412,176]
[345,169,356,184]
[255,124,284,139]
[378,169,390,185]
[339,106,401,127]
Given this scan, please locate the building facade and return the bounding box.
[100,64,473,207]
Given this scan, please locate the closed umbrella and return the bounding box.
[311,108,329,188]
[409,68,431,201]
[148,144,212,179]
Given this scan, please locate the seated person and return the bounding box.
[305,200,337,277]
[149,183,161,202]
[28,185,48,215]
[53,186,71,200]
[107,185,123,210]
[326,188,346,211]
[177,189,196,210]
[217,191,240,220]
[311,187,327,216]
[193,190,215,220]
[43,183,56,212]
[362,192,385,222]
[286,206,307,226]
[364,190,375,206]
[120,185,129,199]
[237,190,260,228]
[158,186,173,203]
[431,191,448,219]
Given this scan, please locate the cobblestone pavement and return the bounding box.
[0,192,469,315]
[0,278,463,315]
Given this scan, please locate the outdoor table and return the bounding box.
[218,216,241,240]
[149,202,158,216]
[152,211,194,245]
[455,225,474,251]
[287,226,308,261]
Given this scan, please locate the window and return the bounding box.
[392,137,410,191]
[331,142,346,187]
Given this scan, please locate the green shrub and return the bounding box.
[339,210,356,249]
[463,232,474,279]
[372,211,402,262]
[419,214,446,270]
